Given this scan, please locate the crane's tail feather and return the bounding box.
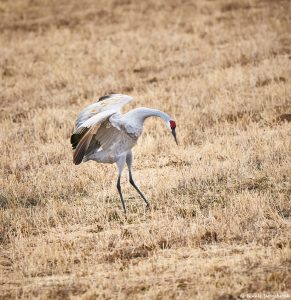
[73,125,100,165]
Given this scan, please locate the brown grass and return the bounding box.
[0,0,291,299]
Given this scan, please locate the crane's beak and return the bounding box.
[172,128,178,145]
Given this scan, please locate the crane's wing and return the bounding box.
[85,119,125,156]
[75,94,133,129]
[72,109,117,165]
[71,94,133,165]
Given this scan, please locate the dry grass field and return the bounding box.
[1,0,291,299]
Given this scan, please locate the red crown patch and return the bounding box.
[170,120,176,129]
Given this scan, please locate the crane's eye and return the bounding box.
[169,120,176,129]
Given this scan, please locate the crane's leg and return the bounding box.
[117,156,127,214]
[126,152,150,208]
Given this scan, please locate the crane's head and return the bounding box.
[168,120,178,145]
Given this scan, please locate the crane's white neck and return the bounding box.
[124,107,171,124]
[121,107,172,137]
[136,107,170,120]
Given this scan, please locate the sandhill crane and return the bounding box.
[71,94,177,213]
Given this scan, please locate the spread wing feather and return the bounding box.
[71,127,89,150]
[75,94,133,129]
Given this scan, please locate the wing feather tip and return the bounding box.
[73,158,82,165]
[73,151,84,165]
